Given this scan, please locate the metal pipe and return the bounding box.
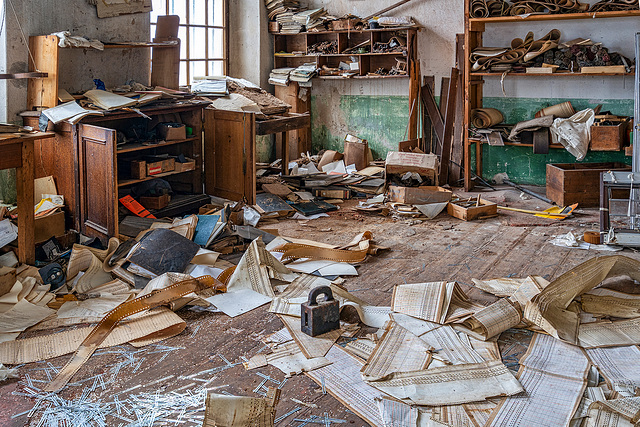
[634,32,640,173]
[503,179,554,205]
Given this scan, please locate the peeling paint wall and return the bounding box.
[1,0,150,124]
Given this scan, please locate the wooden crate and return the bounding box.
[546,162,631,207]
[447,199,497,221]
[591,120,629,151]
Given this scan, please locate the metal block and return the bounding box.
[301,286,340,337]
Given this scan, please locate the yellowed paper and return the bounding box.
[524,256,640,345]
[455,298,521,340]
[579,317,640,348]
[587,346,640,396]
[203,388,280,427]
[344,338,377,361]
[472,277,529,297]
[391,281,455,323]
[0,308,184,364]
[376,397,419,427]
[582,288,640,318]
[67,246,113,293]
[57,294,130,319]
[361,321,432,381]
[0,299,54,333]
[252,341,332,376]
[486,333,589,427]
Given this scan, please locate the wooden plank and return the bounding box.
[27,35,59,110]
[151,39,181,89]
[439,68,459,186]
[449,34,466,184]
[421,76,435,153]
[16,140,35,265]
[274,83,311,158]
[0,145,21,170]
[421,79,444,148]
[255,113,310,135]
[281,132,290,176]
[408,29,419,140]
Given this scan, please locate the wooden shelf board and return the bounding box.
[273,26,418,35]
[117,136,198,154]
[318,74,409,79]
[469,138,565,149]
[276,52,406,57]
[469,9,640,25]
[102,41,179,49]
[471,71,634,77]
[118,169,194,187]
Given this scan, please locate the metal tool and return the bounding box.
[38,262,66,289]
[301,286,340,337]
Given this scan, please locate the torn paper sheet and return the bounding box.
[0,219,18,248]
[67,245,113,293]
[246,341,331,377]
[582,288,640,318]
[286,259,358,276]
[578,317,640,348]
[344,338,377,361]
[472,275,548,300]
[414,202,448,220]
[0,299,54,334]
[0,308,184,364]
[306,345,401,426]
[454,298,521,340]
[0,363,18,381]
[85,279,132,296]
[279,314,341,359]
[0,277,39,312]
[376,398,418,427]
[524,255,640,345]
[362,320,432,381]
[138,272,208,310]
[584,403,636,427]
[203,387,280,427]
[417,322,485,365]
[486,333,589,427]
[227,238,297,297]
[587,346,640,397]
[391,281,456,323]
[367,359,523,406]
[431,404,475,427]
[587,398,640,425]
[509,275,550,307]
[57,294,130,319]
[206,288,272,317]
[550,231,622,252]
[464,400,500,427]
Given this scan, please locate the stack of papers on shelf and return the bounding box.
[268,68,295,86]
[265,0,299,20]
[191,77,229,96]
[290,63,318,83]
[293,8,328,31]
[276,12,303,34]
[84,89,139,110]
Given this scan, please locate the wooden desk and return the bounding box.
[0,132,54,265]
[204,111,311,204]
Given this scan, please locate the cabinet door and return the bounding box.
[77,124,118,240]
[204,109,256,204]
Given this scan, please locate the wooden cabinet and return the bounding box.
[22,102,208,241]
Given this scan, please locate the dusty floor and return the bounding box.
[1,185,638,426]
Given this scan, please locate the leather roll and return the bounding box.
[471,108,505,128]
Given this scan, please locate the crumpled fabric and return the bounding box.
[52,31,104,50]
[550,108,595,161]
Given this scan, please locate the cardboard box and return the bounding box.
[0,266,16,297]
[146,157,175,176]
[385,152,439,186]
[174,157,196,173]
[447,199,497,221]
[388,185,452,204]
[546,162,631,207]
[140,194,171,210]
[35,211,65,243]
[157,123,186,141]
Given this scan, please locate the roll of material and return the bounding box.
[584,231,602,245]
[589,0,639,12]
[535,101,576,119]
[471,108,505,129]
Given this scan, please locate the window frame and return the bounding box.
[151,0,229,85]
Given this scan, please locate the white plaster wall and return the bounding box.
[1,0,150,123]
[228,0,273,89]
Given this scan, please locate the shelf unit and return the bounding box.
[27,35,180,110]
[463,3,639,190]
[21,102,208,241]
[273,27,417,78]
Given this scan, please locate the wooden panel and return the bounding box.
[204,109,256,204]
[151,39,180,89]
[255,113,310,135]
[27,35,59,110]
[449,34,466,183]
[16,140,35,265]
[78,124,117,240]
[546,163,631,207]
[274,83,311,158]
[0,145,21,170]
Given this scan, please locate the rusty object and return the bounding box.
[584,231,602,245]
[301,286,340,337]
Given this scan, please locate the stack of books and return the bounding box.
[292,8,328,31]
[290,63,318,83]
[268,68,295,86]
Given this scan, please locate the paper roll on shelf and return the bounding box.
[471,108,504,129]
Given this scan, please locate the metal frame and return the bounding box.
[151,0,229,85]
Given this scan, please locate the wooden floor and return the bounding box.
[2,186,638,426]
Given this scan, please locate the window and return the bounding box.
[151,0,228,86]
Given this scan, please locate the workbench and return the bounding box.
[0,132,54,265]
[204,110,311,204]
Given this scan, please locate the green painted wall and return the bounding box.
[311,94,633,184]
[311,95,410,160]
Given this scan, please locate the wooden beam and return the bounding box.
[439,68,459,185]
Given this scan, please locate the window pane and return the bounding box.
[151,0,167,23]
[209,0,224,27]
[209,60,224,76]
[190,61,207,80]
[150,24,156,41]
[178,26,187,58]
[190,27,207,59]
[208,28,224,59]
[169,0,186,18]
[189,0,206,25]
[180,61,188,86]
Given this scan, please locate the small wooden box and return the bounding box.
[447,199,497,221]
[268,21,281,33]
[139,194,171,210]
[131,160,147,179]
[388,185,452,204]
[591,120,629,151]
[146,158,175,176]
[546,162,631,207]
[174,157,196,173]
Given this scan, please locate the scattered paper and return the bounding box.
[206,288,272,317]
